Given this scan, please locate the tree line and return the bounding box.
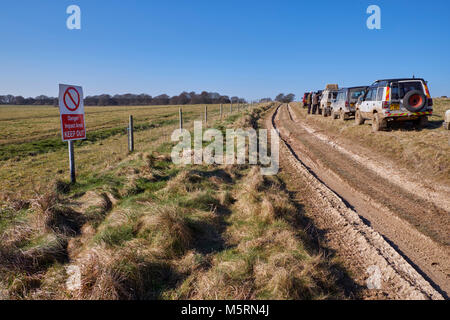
[275,93,295,103]
[0,91,247,106]
[0,91,295,106]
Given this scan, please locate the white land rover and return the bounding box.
[320,84,339,117]
[355,78,433,132]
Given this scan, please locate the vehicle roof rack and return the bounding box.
[347,86,369,89]
[374,78,425,82]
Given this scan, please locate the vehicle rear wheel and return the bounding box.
[340,109,346,121]
[355,110,364,125]
[445,122,450,130]
[414,116,428,130]
[372,113,386,132]
[331,110,337,120]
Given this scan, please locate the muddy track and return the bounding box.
[267,104,447,299]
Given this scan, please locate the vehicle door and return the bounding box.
[366,87,378,112]
[331,92,341,111]
[360,88,374,114]
[375,86,384,111]
[349,87,365,111]
[321,91,327,107]
[326,91,333,108]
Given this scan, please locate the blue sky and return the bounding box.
[0,0,449,99]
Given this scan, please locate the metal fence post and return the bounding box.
[179,107,183,130]
[220,104,223,119]
[68,141,75,183]
[205,105,208,125]
[129,115,134,152]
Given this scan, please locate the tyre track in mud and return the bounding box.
[267,104,446,299]
[281,104,450,297]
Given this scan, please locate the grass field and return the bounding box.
[290,98,450,185]
[0,103,349,300]
[1,99,447,300]
[0,104,239,198]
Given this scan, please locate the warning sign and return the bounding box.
[59,84,86,141]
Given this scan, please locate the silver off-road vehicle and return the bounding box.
[355,78,433,132]
[320,84,339,117]
[330,86,367,121]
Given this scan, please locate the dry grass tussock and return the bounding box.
[234,104,274,129]
[183,166,342,300]
[72,204,196,299]
[31,192,80,235]
[136,205,193,258]
[163,166,233,196]
[0,190,75,278]
[163,170,204,194]
[0,191,30,211]
[74,242,172,300]
[0,187,116,298]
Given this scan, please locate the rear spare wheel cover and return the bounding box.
[409,94,423,108]
[403,90,426,112]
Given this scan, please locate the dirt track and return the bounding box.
[266,104,449,299]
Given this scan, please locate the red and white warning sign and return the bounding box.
[58,84,86,141]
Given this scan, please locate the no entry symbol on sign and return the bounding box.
[58,83,86,184]
[63,87,81,112]
[58,84,85,142]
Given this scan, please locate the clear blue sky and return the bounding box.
[1,0,449,99]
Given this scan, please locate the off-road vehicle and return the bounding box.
[330,86,367,120]
[320,84,338,117]
[355,78,433,132]
[302,92,309,108]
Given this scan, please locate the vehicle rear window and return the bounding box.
[391,81,423,99]
[376,88,384,101]
[350,89,365,100]
[365,88,377,101]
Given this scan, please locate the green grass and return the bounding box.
[94,224,135,247]
[0,103,242,198]
[0,121,180,161]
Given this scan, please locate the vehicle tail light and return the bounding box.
[424,83,431,98]
[383,101,390,109]
[345,101,349,107]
